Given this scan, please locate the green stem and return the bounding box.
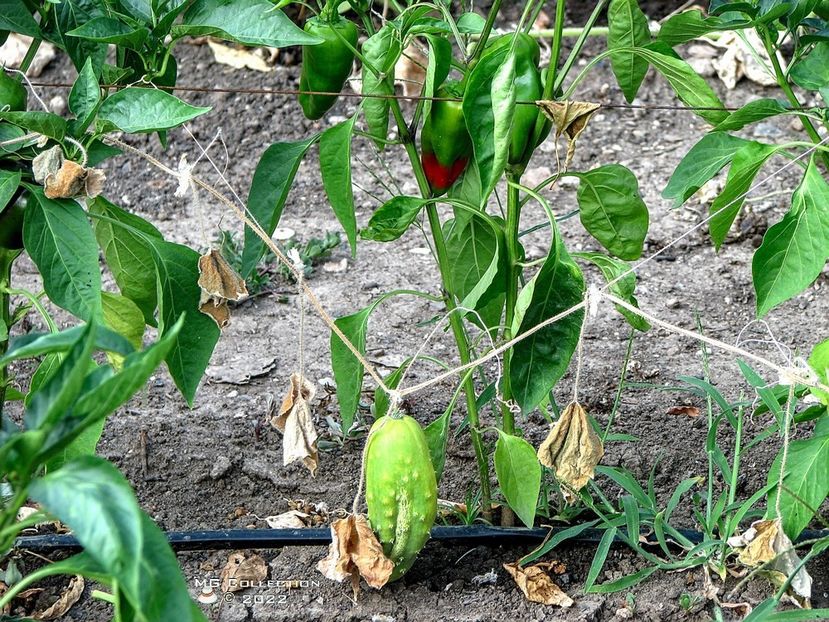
[0,250,16,418]
[468,0,503,65]
[500,175,523,436]
[555,0,610,93]
[389,102,493,521]
[762,30,829,167]
[17,38,42,78]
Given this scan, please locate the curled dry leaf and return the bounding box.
[271,373,319,476]
[317,514,394,597]
[220,552,268,592]
[33,575,84,621]
[503,562,574,607]
[537,402,604,503]
[32,145,105,199]
[735,519,812,603]
[207,39,273,72]
[536,100,601,171]
[666,405,700,418]
[197,249,248,329]
[265,510,308,529]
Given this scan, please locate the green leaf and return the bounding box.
[608,0,651,102]
[361,196,428,242]
[424,394,456,483]
[709,141,778,247]
[23,189,102,321]
[633,46,729,125]
[585,526,616,591]
[173,0,321,47]
[422,35,452,121]
[42,318,182,467]
[572,164,649,261]
[790,41,829,90]
[0,111,66,141]
[69,58,101,129]
[588,565,658,593]
[149,240,220,405]
[657,10,749,46]
[444,214,505,327]
[320,115,358,254]
[0,170,21,213]
[510,226,585,413]
[662,132,747,207]
[0,0,41,36]
[241,137,316,278]
[0,124,25,154]
[98,88,210,133]
[102,291,145,351]
[766,427,829,539]
[67,17,149,48]
[714,98,790,132]
[119,0,153,24]
[463,43,513,201]
[25,322,95,430]
[49,0,108,74]
[457,12,486,33]
[574,252,649,331]
[90,198,161,325]
[0,325,133,368]
[29,456,206,620]
[519,520,600,566]
[361,24,402,149]
[494,431,541,528]
[753,159,829,316]
[809,339,829,405]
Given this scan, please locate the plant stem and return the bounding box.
[468,0,502,65]
[762,30,829,167]
[17,38,42,78]
[0,250,16,418]
[388,102,493,520]
[499,174,523,436]
[554,0,610,93]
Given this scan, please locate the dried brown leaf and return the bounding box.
[199,297,231,329]
[198,249,248,302]
[537,402,603,503]
[264,510,309,529]
[504,562,574,607]
[33,575,84,620]
[272,373,319,476]
[537,100,601,170]
[735,519,812,602]
[207,40,273,72]
[220,552,268,592]
[667,405,700,418]
[317,514,394,597]
[32,146,106,199]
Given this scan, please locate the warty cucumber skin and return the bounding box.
[365,415,438,581]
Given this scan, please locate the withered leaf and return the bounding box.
[264,509,309,529]
[536,100,601,170]
[272,373,319,476]
[32,145,106,199]
[220,552,268,593]
[317,514,394,597]
[736,519,812,602]
[504,562,574,607]
[197,249,247,328]
[33,575,84,620]
[667,405,700,418]
[537,402,604,503]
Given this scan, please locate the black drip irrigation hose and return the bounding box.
[13,525,829,554]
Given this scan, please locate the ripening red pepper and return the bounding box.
[420,81,472,195]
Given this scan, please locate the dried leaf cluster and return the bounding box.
[220,552,268,593]
[537,100,601,170]
[504,561,573,607]
[197,249,248,328]
[265,499,329,528]
[32,145,105,199]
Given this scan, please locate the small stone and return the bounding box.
[210,455,232,479]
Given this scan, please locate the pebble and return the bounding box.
[48,95,66,116]
[752,122,784,139]
[210,455,232,479]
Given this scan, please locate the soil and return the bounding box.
[5,1,829,620]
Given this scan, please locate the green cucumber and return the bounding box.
[364,414,437,581]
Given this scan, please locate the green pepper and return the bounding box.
[421,81,472,195]
[0,70,27,112]
[0,190,27,251]
[298,15,358,121]
[483,34,548,168]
